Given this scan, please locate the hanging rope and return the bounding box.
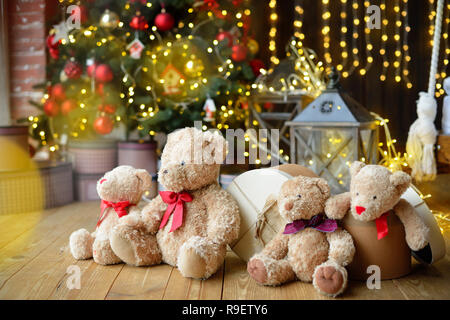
[406,0,444,182]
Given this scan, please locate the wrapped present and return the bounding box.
[403,186,446,264]
[227,164,317,262]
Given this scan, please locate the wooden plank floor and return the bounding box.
[0,176,449,300]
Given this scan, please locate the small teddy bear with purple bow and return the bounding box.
[247,175,355,297]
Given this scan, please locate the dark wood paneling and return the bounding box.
[250,0,447,150]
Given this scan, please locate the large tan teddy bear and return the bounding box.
[69,165,155,265]
[325,162,429,251]
[109,127,241,279]
[247,176,355,297]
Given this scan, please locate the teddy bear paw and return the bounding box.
[110,224,161,267]
[247,258,268,284]
[178,245,208,279]
[93,238,121,265]
[69,228,94,260]
[313,262,347,297]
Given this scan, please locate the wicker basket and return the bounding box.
[0,126,31,172]
[0,161,73,214]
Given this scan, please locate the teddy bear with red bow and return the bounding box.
[69,165,154,265]
[108,127,240,279]
[324,162,429,252]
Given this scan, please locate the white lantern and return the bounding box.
[287,69,379,193]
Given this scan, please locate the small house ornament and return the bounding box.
[127,37,144,59]
[203,96,217,122]
[287,67,379,193]
[160,63,185,95]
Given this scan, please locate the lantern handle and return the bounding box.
[326,67,340,90]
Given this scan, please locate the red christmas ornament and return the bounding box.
[50,83,66,101]
[96,83,104,96]
[98,104,116,114]
[130,15,148,30]
[46,34,60,59]
[87,62,98,77]
[231,44,248,62]
[216,31,233,47]
[263,102,274,110]
[43,99,60,117]
[250,59,265,76]
[94,116,114,135]
[61,99,77,115]
[64,60,82,79]
[95,64,114,83]
[154,10,174,32]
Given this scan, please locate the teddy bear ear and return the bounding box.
[350,161,366,178]
[390,171,411,195]
[135,169,151,192]
[201,130,227,164]
[314,177,330,198]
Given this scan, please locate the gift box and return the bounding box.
[0,126,31,172]
[344,186,446,281]
[0,161,73,214]
[402,187,446,264]
[68,140,117,201]
[227,164,318,262]
[68,140,117,174]
[73,172,103,201]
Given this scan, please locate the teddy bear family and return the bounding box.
[69,127,429,297]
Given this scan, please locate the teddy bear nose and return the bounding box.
[355,206,366,215]
[163,169,168,174]
[284,202,294,211]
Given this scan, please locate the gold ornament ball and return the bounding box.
[184,58,204,77]
[247,39,259,55]
[100,9,120,28]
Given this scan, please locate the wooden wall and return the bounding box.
[250,0,448,150]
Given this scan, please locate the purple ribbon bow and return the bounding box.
[283,214,338,235]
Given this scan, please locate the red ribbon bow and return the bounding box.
[97,200,135,227]
[375,212,390,240]
[159,191,193,232]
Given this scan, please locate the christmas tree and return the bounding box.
[27,0,262,150]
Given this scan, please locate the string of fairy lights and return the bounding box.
[428,0,449,98]
[393,0,402,83]
[265,0,449,87]
[434,1,449,98]
[347,0,359,78]
[275,0,448,88]
[337,0,348,74]
[322,0,332,68]
[402,0,412,88]
[360,0,373,76]
[268,0,279,67]
[293,0,305,45]
[380,0,388,82]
